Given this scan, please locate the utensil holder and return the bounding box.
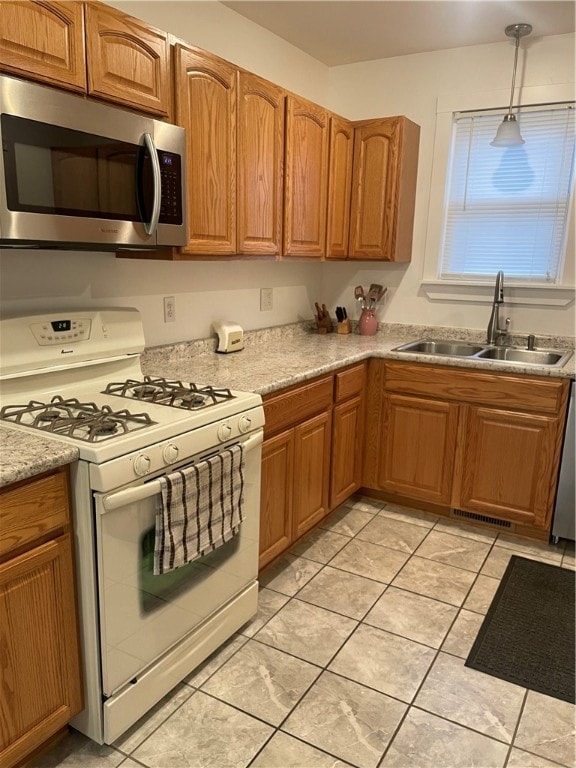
[358,308,378,336]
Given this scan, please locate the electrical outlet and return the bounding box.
[163,296,176,323]
[260,287,273,312]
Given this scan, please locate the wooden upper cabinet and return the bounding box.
[349,116,420,261]
[283,95,330,258]
[237,72,285,256]
[326,115,354,259]
[84,3,170,116]
[175,45,237,255]
[0,1,86,91]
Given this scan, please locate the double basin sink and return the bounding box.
[392,339,573,368]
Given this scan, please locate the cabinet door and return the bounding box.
[293,411,332,538]
[259,430,294,569]
[85,2,169,116]
[331,395,364,509]
[0,534,82,768]
[238,72,284,256]
[379,393,459,505]
[456,405,564,529]
[283,95,329,258]
[349,117,420,261]
[175,46,237,255]
[326,115,354,259]
[0,1,86,91]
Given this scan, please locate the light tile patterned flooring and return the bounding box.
[33,497,576,768]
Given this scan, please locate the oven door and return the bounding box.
[94,430,262,698]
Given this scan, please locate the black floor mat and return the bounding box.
[465,554,575,703]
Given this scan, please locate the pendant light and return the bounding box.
[491,23,532,147]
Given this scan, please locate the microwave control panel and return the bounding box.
[30,318,92,346]
[158,151,183,225]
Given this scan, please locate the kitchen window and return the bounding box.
[440,105,575,284]
[422,86,575,306]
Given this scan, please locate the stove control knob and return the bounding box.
[162,443,179,464]
[238,415,252,434]
[218,421,233,442]
[133,454,151,476]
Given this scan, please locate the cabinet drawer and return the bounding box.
[263,376,333,436]
[384,361,568,414]
[0,469,70,558]
[335,362,366,403]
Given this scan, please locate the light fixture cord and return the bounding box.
[507,31,520,116]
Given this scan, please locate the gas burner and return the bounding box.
[102,377,235,411]
[178,392,207,408]
[0,396,156,443]
[89,419,118,437]
[37,409,64,422]
[132,385,160,399]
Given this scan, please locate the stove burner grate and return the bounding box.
[103,377,235,410]
[0,396,156,442]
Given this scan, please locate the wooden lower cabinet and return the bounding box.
[259,411,331,569]
[378,393,459,506]
[292,411,332,539]
[0,468,82,768]
[259,366,366,568]
[456,405,563,529]
[364,359,570,536]
[259,430,293,568]
[331,395,364,508]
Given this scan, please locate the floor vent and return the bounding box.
[452,509,512,528]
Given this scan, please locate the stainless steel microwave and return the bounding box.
[0,75,187,250]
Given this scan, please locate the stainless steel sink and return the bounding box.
[475,347,569,366]
[392,339,485,357]
[392,338,573,368]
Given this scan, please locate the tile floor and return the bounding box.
[32,497,576,768]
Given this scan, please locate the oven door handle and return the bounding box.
[100,430,263,513]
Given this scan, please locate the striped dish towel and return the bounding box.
[154,443,245,575]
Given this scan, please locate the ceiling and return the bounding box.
[221,1,575,66]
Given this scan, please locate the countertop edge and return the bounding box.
[0,427,79,489]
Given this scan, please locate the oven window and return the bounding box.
[2,114,154,221]
[139,527,240,613]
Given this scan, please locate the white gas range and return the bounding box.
[0,308,264,744]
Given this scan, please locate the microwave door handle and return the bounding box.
[142,132,161,236]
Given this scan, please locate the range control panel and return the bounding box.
[0,308,144,380]
[30,318,92,346]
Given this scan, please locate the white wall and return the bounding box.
[322,33,576,337]
[1,2,574,345]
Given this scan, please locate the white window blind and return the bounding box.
[439,106,575,283]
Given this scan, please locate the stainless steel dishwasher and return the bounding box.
[552,381,575,543]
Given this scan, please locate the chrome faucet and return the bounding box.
[486,270,510,345]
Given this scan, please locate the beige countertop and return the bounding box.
[0,425,79,488]
[1,322,573,488]
[141,322,576,394]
